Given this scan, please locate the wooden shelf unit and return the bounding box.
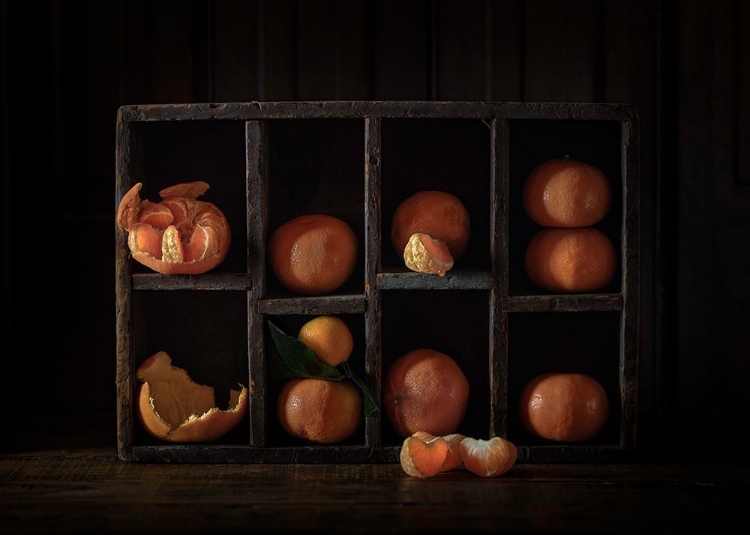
[115,101,640,464]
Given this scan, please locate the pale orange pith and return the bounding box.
[399,434,449,478]
[519,373,609,442]
[460,437,517,477]
[391,190,471,262]
[522,158,612,228]
[525,227,617,293]
[135,351,248,443]
[277,378,362,444]
[384,348,470,438]
[268,214,358,296]
[117,181,231,275]
[297,315,354,367]
[403,233,454,276]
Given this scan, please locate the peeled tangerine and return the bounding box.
[400,432,516,478]
[403,233,454,276]
[459,437,517,478]
[117,181,231,275]
[136,351,248,443]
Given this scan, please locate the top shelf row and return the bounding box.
[116,101,639,300]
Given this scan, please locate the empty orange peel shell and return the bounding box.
[136,351,248,443]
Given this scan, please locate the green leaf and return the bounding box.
[342,361,378,417]
[268,320,344,381]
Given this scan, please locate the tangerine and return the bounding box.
[518,372,609,442]
[383,348,470,438]
[277,377,362,444]
[390,190,471,262]
[297,315,354,367]
[524,227,617,293]
[268,214,358,295]
[522,158,612,228]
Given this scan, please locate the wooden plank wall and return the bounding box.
[1,0,747,447]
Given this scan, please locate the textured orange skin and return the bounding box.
[268,214,358,296]
[519,373,609,442]
[297,315,354,367]
[117,181,231,275]
[522,158,612,228]
[391,190,471,261]
[135,351,248,443]
[277,378,363,444]
[524,227,617,293]
[384,348,470,439]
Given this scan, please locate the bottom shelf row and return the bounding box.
[126,290,625,459]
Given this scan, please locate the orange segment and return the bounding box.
[460,437,517,477]
[403,232,454,276]
[399,434,449,478]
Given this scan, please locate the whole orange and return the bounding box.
[518,372,609,442]
[268,214,358,295]
[383,348,470,438]
[297,315,354,367]
[277,378,362,444]
[522,158,612,228]
[390,190,471,261]
[524,227,617,293]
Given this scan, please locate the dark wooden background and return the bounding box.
[1,0,748,455]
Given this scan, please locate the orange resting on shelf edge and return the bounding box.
[117,181,231,275]
[518,372,608,443]
[268,214,358,296]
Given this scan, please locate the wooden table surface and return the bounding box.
[1,444,746,534]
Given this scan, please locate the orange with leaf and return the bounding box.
[269,318,376,445]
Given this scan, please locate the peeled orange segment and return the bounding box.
[138,202,174,229]
[460,436,517,477]
[441,433,467,471]
[116,181,231,275]
[399,434,449,478]
[135,351,249,443]
[391,190,471,261]
[403,233,454,276]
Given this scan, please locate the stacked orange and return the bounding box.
[276,315,362,444]
[522,158,616,293]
